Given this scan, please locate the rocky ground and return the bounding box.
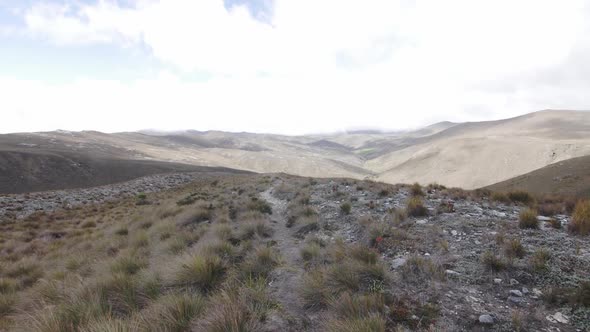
[0,173,588,331]
[0,172,229,221]
[262,176,589,331]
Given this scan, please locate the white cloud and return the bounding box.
[2,0,590,134]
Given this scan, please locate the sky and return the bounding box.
[1,0,589,135]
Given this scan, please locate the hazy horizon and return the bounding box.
[2,0,590,134]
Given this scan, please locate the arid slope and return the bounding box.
[486,155,590,197]
[2,110,589,193]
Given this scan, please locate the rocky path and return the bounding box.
[261,184,313,331]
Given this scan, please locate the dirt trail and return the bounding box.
[261,184,313,331]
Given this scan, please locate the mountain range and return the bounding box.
[1,109,589,194]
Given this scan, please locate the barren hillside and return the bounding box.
[486,155,590,197]
[1,110,589,193]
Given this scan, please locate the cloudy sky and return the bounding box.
[1,0,589,134]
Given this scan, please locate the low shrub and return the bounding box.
[340,202,352,215]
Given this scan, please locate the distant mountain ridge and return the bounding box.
[1,110,589,193]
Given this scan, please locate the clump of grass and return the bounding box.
[481,251,505,272]
[531,248,551,271]
[301,270,330,309]
[139,221,152,230]
[0,293,16,317]
[410,183,424,196]
[240,247,280,279]
[400,256,444,281]
[325,315,386,332]
[81,221,97,228]
[329,292,385,319]
[132,232,150,248]
[569,200,590,235]
[27,295,102,331]
[238,220,272,240]
[173,253,226,292]
[177,207,212,227]
[197,279,276,331]
[111,255,148,275]
[508,191,534,205]
[392,208,407,224]
[0,278,18,294]
[350,245,378,265]
[543,281,590,307]
[203,241,236,261]
[115,227,128,236]
[519,208,538,229]
[504,238,526,259]
[510,311,524,332]
[176,195,197,206]
[94,273,148,316]
[167,237,190,254]
[5,260,43,288]
[301,242,321,262]
[197,290,257,332]
[81,317,130,332]
[238,222,257,240]
[137,293,206,332]
[247,198,272,215]
[213,224,232,241]
[340,202,352,215]
[254,220,273,238]
[406,196,428,217]
[491,192,510,203]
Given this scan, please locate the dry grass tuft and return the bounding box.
[519,208,538,229]
[410,183,424,196]
[481,251,505,272]
[504,238,526,259]
[531,248,551,271]
[570,200,590,235]
[508,191,534,205]
[406,197,428,217]
[137,293,205,332]
[173,253,226,292]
